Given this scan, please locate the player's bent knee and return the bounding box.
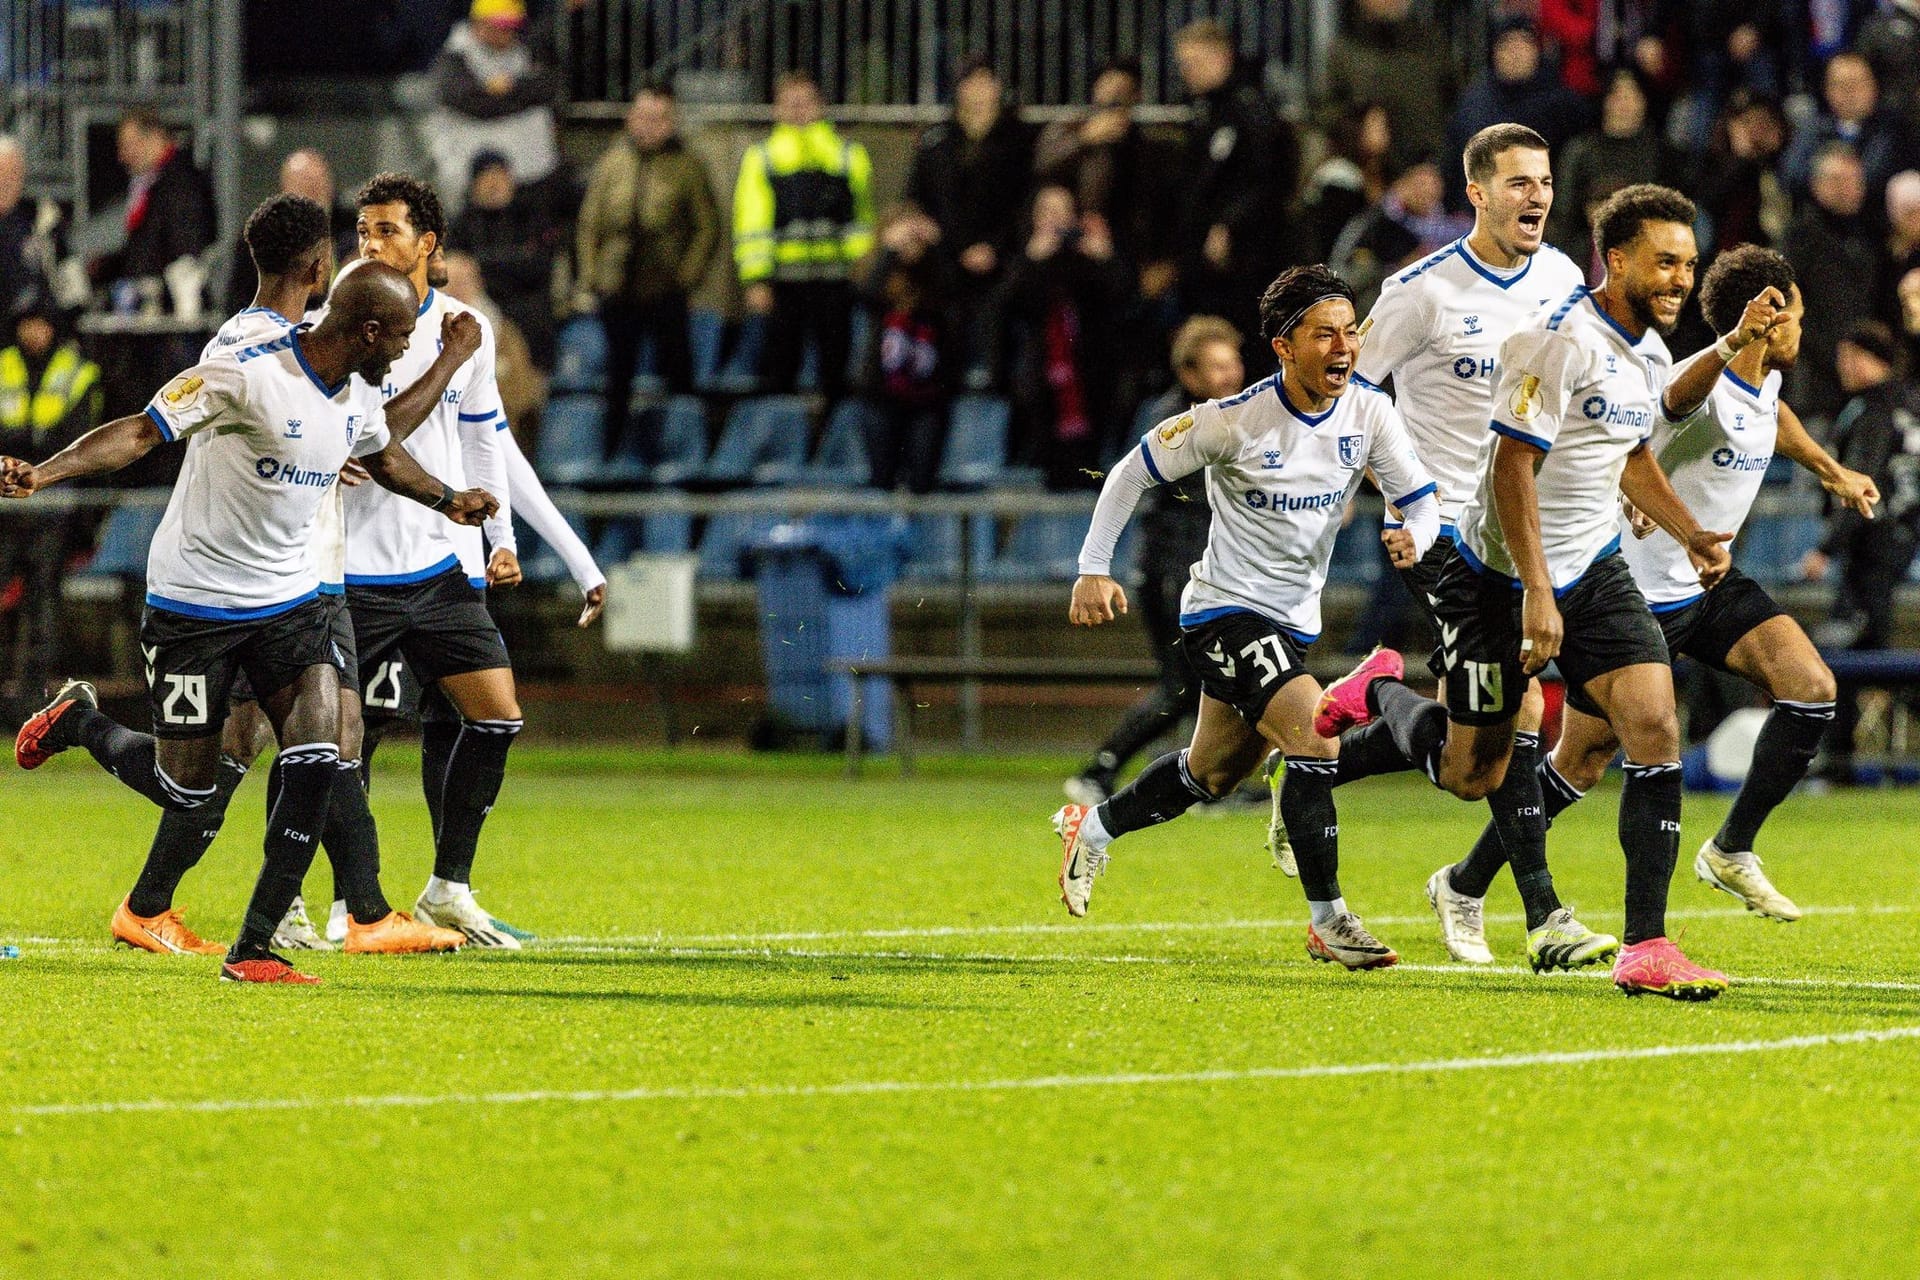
[1782,661,1838,706]
[1615,709,1679,763]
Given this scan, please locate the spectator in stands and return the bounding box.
[856,206,956,494]
[1674,2,1783,151]
[734,71,874,400]
[0,287,99,717]
[998,184,1134,490]
[1328,162,1470,310]
[223,149,358,315]
[1857,1,1920,136]
[1301,101,1394,264]
[0,138,46,329]
[1034,60,1178,293]
[1063,315,1243,806]
[1780,51,1917,215]
[576,81,719,452]
[1537,0,1678,102]
[1549,68,1676,265]
[1879,171,1920,336]
[1319,0,1455,175]
[1785,142,1882,421]
[442,248,546,433]
[101,109,216,312]
[1443,18,1593,211]
[449,149,560,370]
[1801,321,1920,781]
[1172,19,1298,354]
[430,0,562,201]
[906,57,1035,375]
[1694,89,1792,254]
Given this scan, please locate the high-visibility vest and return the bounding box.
[734,121,875,283]
[0,343,100,444]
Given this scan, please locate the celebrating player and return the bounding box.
[7,262,496,984]
[1054,264,1440,969]
[1525,246,1876,919]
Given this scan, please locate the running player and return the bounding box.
[1054,265,1441,968]
[1308,184,1784,999]
[6,262,496,984]
[1525,245,1876,919]
[345,173,529,947]
[108,195,480,956]
[1336,124,1588,963]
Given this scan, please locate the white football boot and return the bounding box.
[1695,839,1802,921]
[414,886,524,949]
[272,895,332,951]
[1425,866,1494,964]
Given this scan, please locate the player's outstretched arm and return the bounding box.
[383,312,484,442]
[1619,444,1733,588]
[497,428,608,625]
[1662,286,1786,421]
[0,412,167,496]
[360,438,498,526]
[1776,399,1879,518]
[1489,435,1561,674]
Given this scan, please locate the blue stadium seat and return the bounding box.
[689,308,727,390]
[807,397,877,486]
[551,315,607,394]
[533,393,604,485]
[939,394,1011,488]
[704,395,811,486]
[648,394,709,486]
[696,513,782,579]
[904,513,997,581]
[985,514,1085,581]
[81,504,164,578]
[715,313,767,393]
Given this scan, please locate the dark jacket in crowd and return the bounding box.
[906,111,1038,264]
[1445,64,1594,209]
[574,135,722,306]
[1782,108,1920,217]
[0,205,44,320]
[1320,11,1458,172]
[1548,125,1676,261]
[451,188,565,369]
[1785,207,1884,419]
[1179,70,1297,277]
[109,146,217,287]
[1824,378,1920,550]
[1033,118,1181,269]
[857,247,961,405]
[1857,2,1920,133]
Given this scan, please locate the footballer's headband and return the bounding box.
[1274,293,1352,340]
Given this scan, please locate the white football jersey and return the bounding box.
[1122,375,1436,641]
[343,286,511,587]
[1620,352,1780,608]
[143,332,390,617]
[1356,238,1586,526]
[1457,287,1674,591]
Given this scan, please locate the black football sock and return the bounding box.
[1367,679,1450,783]
[1620,759,1684,946]
[1097,748,1213,838]
[1539,757,1586,825]
[420,715,461,843]
[229,743,339,958]
[72,708,214,811]
[1483,732,1559,927]
[1331,720,1414,786]
[1716,700,1833,853]
[431,718,521,884]
[1280,757,1343,903]
[126,754,249,917]
[321,758,390,925]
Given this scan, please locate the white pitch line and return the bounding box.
[17,1023,1920,1119]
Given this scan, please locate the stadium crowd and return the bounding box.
[6,1,1920,740]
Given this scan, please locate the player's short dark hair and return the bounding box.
[1463,123,1549,186]
[1592,183,1696,259]
[1699,244,1796,335]
[1259,264,1355,341]
[243,193,331,277]
[355,171,446,244]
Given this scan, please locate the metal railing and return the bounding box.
[557,0,1330,112]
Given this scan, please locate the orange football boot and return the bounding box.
[112,897,225,955]
[343,910,465,954]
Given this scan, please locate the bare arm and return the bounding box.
[1661,287,1785,421]
[1618,444,1733,588]
[359,439,498,526]
[384,312,483,442]
[1489,435,1560,675]
[1776,399,1878,518]
[0,412,166,495]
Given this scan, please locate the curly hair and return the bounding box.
[1592,183,1696,260]
[242,194,331,277]
[1698,244,1796,335]
[354,171,446,244]
[1258,264,1355,341]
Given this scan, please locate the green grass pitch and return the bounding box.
[4,745,1919,1277]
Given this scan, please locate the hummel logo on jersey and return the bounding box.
[345,414,361,443]
[284,418,303,438]
[1262,450,1283,468]
[1605,355,1619,374]
[1463,315,1482,336]
[1733,412,1746,431]
[1204,641,1235,678]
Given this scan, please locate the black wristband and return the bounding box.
[430,482,454,512]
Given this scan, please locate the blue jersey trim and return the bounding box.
[1350,372,1386,393]
[458,409,500,422]
[1583,290,1656,350]
[1722,366,1762,398]
[1177,604,1317,646]
[1649,592,1703,614]
[1277,378,1336,427]
[1544,288,1585,332]
[1391,481,1438,508]
[290,330,345,398]
[318,581,345,596]
[1393,239,1460,285]
[1455,536,1622,599]
[468,576,487,589]
[144,403,175,441]
[1491,420,1553,452]
[417,287,437,317]
[1217,373,1278,408]
[240,305,299,327]
[1138,438,1168,484]
[146,588,318,621]
[343,553,462,587]
[235,331,296,363]
[1453,240,1531,290]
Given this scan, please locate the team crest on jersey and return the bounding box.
[345,413,362,442]
[1158,413,1195,449]
[1508,374,1543,422]
[1338,433,1363,467]
[160,375,204,409]
[1463,315,1482,336]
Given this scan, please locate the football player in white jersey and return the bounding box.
[1311,184,1786,999]
[345,173,531,948]
[1534,246,1876,920]
[6,262,497,984]
[1055,265,1442,968]
[1336,125,1591,964]
[109,195,482,957]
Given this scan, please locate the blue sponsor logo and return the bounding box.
[254,456,336,487]
[1712,447,1772,471]
[1453,356,1493,380]
[1582,394,1651,429]
[1583,395,1608,419]
[1244,487,1345,513]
